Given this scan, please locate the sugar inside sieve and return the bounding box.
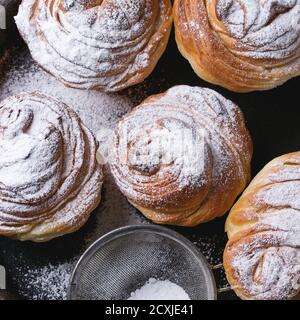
[68,225,217,300]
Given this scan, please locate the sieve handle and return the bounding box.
[211,263,232,294]
[211,263,224,270]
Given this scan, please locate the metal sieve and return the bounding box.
[68,225,217,300]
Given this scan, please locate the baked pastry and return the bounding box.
[224,152,300,300]
[110,85,252,226]
[15,0,173,92]
[173,0,300,92]
[0,92,103,242]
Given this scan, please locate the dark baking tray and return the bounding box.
[0,23,299,300]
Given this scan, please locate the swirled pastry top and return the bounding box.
[174,0,300,92]
[15,0,172,92]
[0,92,103,242]
[110,85,252,226]
[224,152,300,300]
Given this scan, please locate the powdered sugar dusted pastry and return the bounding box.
[110,85,252,226]
[174,0,300,92]
[0,92,103,242]
[15,0,172,93]
[224,152,300,300]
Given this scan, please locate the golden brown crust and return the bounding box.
[174,0,300,92]
[110,85,252,226]
[15,0,173,92]
[224,152,300,300]
[0,92,103,242]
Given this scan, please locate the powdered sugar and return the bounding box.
[215,0,300,60]
[230,211,300,300]
[258,181,300,210]
[255,159,300,211]
[0,43,228,300]
[0,51,133,133]
[128,278,191,300]
[15,260,75,300]
[0,45,147,299]
[15,0,172,92]
[226,154,300,300]
[110,85,252,225]
[0,91,103,242]
[231,241,300,299]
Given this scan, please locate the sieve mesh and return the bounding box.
[68,226,217,300]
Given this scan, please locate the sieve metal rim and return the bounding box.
[67,225,218,300]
